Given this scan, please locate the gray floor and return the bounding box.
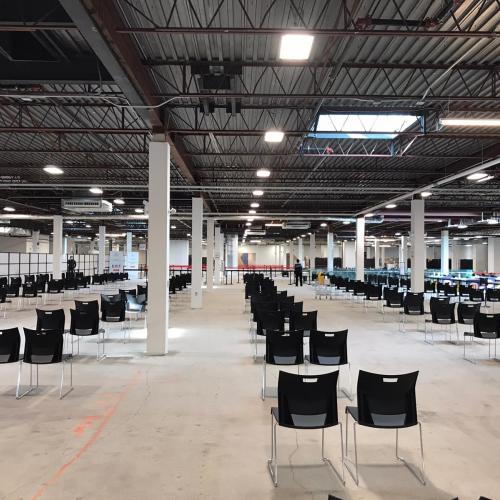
[0,280,499,500]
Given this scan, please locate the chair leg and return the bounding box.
[395,423,426,485]
[344,416,359,485]
[261,361,266,401]
[267,417,278,486]
[16,361,37,399]
[59,358,74,399]
[321,426,346,485]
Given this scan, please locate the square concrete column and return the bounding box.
[327,232,334,272]
[32,230,40,253]
[288,242,293,267]
[488,237,500,273]
[191,197,203,309]
[230,235,239,268]
[52,216,63,279]
[206,218,214,290]
[440,230,449,275]
[98,226,106,274]
[298,237,304,264]
[411,199,425,292]
[147,140,170,355]
[399,236,408,274]
[374,239,380,268]
[126,232,132,254]
[214,225,221,285]
[355,216,365,281]
[309,233,316,269]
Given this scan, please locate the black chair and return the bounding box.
[400,292,424,332]
[17,328,73,399]
[101,294,126,341]
[22,281,39,308]
[262,329,303,400]
[290,310,317,337]
[464,313,500,362]
[486,288,500,311]
[469,288,485,305]
[382,289,404,320]
[45,279,64,304]
[308,329,351,399]
[456,302,481,341]
[268,370,344,486]
[75,299,99,316]
[0,327,21,394]
[363,284,383,312]
[0,287,7,317]
[345,370,424,485]
[424,280,436,297]
[137,284,148,299]
[36,308,65,334]
[425,299,456,344]
[125,293,147,329]
[6,283,21,310]
[69,308,105,360]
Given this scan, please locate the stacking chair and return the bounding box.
[345,370,424,485]
[0,327,21,392]
[119,288,136,302]
[76,276,90,295]
[17,328,73,399]
[382,289,404,320]
[262,329,303,400]
[6,283,21,310]
[64,277,78,300]
[486,288,500,311]
[399,292,424,332]
[125,293,147,328]
[268,371,344,486]
[363,284,383,312]
[101,294,127,341]
[21,281,39,308]
[424,280,436,298]
[425,299,456,344]
[255,309,285,360]
[463,313,500,362]
[308,329,352,399]
[459,285,473,302]
[36,308,65,334]
[469,288,485,305]
[137,284,148,299]
[45,279,63,304]
[290,311,317,337]
[0,287,7,318]
[352,282,366,303]
[69,308,105,360]
[456,303,481,341]
[75,299,99,315]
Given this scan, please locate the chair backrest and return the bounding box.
[101,298,126,321]
[384,289,403,307]
[290,310,317,333]
[70,308,99,335]
[309,329,348,366]
[258,309,285,335]
[36,308,65,333]
[64,277,78,290]
[265,329,304,365]
[277,371,339,428]
[23,328,64,364]
[457,303,480,324]
[0,327,21,363]
[469,289,484,302]
[137,284,148,297]
[47,279,63,292]
[23,281,37,297]
[486,289,500,302]
[429,296,450,309]
[473,313,500,339]
[430,299,455,323]
[75,299,99,316]
[403,292,424,314]
[119,289,136,301]
[356,370,419,428]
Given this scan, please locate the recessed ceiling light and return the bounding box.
[320,222,327,227]
[467,172,488,181]
[65,220,74,224]
[457,223,468,229]
[476,175,494,183]
[89,187,103,194]
[264,130,284,143]
[249,209,256,214]
[135,208,144,213]
[279,34,314,60]
[256,168,271,178]
[343,221,350,225]
[395,232,401,236]
[441,118,500,127]
[85,224,91,228]
[301,234,306,237]
[365,213,375,217]
[252,190,264,196]
[171,225,177,229]
[114,198,125,205]
[385,204,397,209]
[250,202,260,208]
[43,165,64,175]
[187,233,191,236]
[487,218,498,225]
[247,217,254,222]
[420,191,432,198]
[3,206,15,212]
[246,222,252,227]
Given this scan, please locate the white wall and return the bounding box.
[171,239,189,265]
[474,243,488,272]
[239,244,276,265]
[0,236,28,252]
[343,241,356,268]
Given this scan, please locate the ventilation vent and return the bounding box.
[61,199,113,213]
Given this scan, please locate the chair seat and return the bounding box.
[347,405,416,429]
[271,406,333,429]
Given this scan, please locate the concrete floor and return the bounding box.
[0,279,499,500]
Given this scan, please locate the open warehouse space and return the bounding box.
[0,1,499,499]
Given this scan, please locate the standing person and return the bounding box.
[294,259,303,286]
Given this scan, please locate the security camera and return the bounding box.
[170,208,177,214]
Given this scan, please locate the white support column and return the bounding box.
[327,232,334,272]
[298,237,304,265]
[381,246,386,268]
[342,240,346,268]
[355,216,365,281]
[399,236,408,274]
[214,225,221,285]
[206,218,215,290]
[126,232,133,254]
[411,199,425,293]
[488,237,500,273]
[52,216,63,279]
[32,230,40,253]
[98,226,106,274]
[230,235,239,268]
[309,233,316,269]
[147,140,170,355]
[288,241,293,267]
[374,239,380,268]
[191,197,203,309]
[440,230,449,275]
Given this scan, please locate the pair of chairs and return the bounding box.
[268,370,424,488]
[0,326,73,399]
[463,312,500,362]
[262,328,350,400]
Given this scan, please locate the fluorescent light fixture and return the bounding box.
[245,222,252,227]
[250,239,262,244]
[171,225,177,229]
[264,130,284,143]
[250,202,260,208]
[279,34,314,60]
[247,217,254,222]
[365,213,375,217]
[342,221,350,225]
[301,234,306,237]
[252,189,264,196]
[385,204,397,209]
[476,175,494,183]
[85,224,91,228]
[420,191,432,198]
[77,235,82,239]
[441,118,500,127]
[457,223,468,229]
[320,222,327,227]
[487,218,498,225]
[265,223,283,227]
[467,172,488,181]
[187,233,191,236]
[256,169,271,178]
[65,220,74,224]
[248,209,256,214]
[395,232,401,236]
[134,208,144,213]
[43,165,64,175]
[3,206,15,212]
[89,187,103,194]
[114,198,125,205]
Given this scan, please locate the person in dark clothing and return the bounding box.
[294,259,303,286]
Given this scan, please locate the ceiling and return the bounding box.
[0,0,499,243]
